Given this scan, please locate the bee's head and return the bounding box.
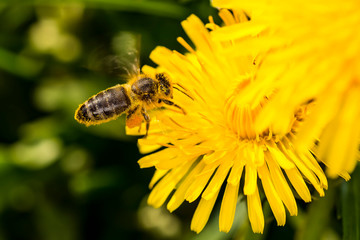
[156,73,172,98]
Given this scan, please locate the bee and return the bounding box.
[74,33,186,135]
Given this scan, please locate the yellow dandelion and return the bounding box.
[133,10,328,234]
[213,0,360,179]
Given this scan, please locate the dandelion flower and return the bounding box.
[135,10,327,234]
[213,0,360,179]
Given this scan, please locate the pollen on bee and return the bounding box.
[126,113,143,128]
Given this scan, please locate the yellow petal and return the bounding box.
[227,152,245,185]
[284,168,311,202]
[156,154,195,170]
[167,161,206,212]
[219,181,240,232]
[185,161,218,203]
[211,21,266,41]
[280,137,328,189]
[149,169,169,189]
[191,189,220,233]
[148,160,193,208]
[267,141,295,169]
[137,143,162,154]
[244,163,257,195]
[266,152,298,216]
[258,164,286,226]
[202,159,233,200]
[138,148,180,168]
[247,186,264,234]
[300,151,328,189]
[218,8,237,26]
[287,151,325,196]
[321,86,360,178]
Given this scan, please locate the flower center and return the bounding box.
[224,93,311,143]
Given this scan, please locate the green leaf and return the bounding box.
[300,183,337,240]
[341,165,360,240]
[3,0,189,19]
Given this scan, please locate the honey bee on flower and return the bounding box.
[74,33,186,135]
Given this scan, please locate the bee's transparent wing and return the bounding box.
[111,31,141,78]
[86,31,141,81]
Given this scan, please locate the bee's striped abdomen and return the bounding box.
[75,85,131,126]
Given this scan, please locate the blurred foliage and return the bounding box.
[0,1,358,240]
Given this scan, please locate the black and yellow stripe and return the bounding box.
[75,85,131,126]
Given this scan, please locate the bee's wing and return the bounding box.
[86,32,141,81]
[111,32,141,79]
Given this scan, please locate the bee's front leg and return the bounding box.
[159,99,186,115]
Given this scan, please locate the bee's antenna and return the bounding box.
[173,84,194,100]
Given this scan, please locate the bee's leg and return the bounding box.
[141,106,150,136]
[159,99,186,115]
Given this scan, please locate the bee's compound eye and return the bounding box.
[131,84,141,94]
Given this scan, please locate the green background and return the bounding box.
[0,1,358,239]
